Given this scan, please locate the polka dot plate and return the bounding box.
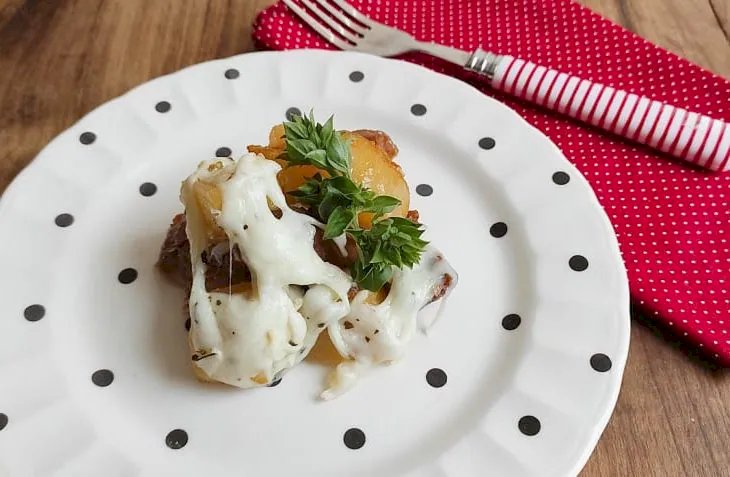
[0,50,629,477]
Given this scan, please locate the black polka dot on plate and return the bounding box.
[166,429,188,449]
[590,353,612,372]
[139,182,157,197]
[155,101,171,113]
[410,103,427,116]
[268,377,282,387]
[118,268,138,284]
[478,137,496,150]
[224,68,240,80]
[343,428,366,449]
[426,368,447,388]
[552,171,570,185]
[349,70,364,82]
[91,369,114,387]
[286,107,302,121]
[215,146,232,158]
[502,313,521,330]
[0,413,7,431]
[79,132,96,145]
[55,213,74,227]
[24,304,45,322]
[569,255,589,272]
[518,416,541,436]
[415,184,433,196]
[490,222,508,238]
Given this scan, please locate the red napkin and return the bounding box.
[254,0,730,365]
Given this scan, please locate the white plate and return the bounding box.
[0,50,629,477]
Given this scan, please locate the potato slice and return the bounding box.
[192,181,227,241]
[344,132,410,228]
[209,282,255,297]
[276,164,326,195]
[247,144,284,163]
[249,125,315,191]
[364,284,390,305]
[268,124,286,148]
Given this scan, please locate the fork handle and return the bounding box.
[465,49,730,172]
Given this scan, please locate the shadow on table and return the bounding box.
[631,305,725,374]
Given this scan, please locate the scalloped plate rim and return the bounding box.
[0,49,630,477]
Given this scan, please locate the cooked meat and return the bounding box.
[347,285,360,301]
[157,214,192,287]
[201,241,251,292]
[352,129,399,159]
[158,214,358,292]
[429,273,454,304]
[157,214,251,292]
[313,227,358,269]
[406,209,420,222]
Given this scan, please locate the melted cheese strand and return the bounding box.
[183,154,352,387]
[180,152,457,399]
[323,246,457,399]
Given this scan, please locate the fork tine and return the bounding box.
[312,0,369,35]
[326,0,374,27]
[299,0,360,43]
[282,0,352,50]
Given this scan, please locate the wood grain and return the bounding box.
[580,0,730,77]
[0,1,729,476]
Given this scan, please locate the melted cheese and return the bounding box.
[180,152,457,398]
[323,246,457,399]
[182,154,352,387]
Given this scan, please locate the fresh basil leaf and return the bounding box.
[317,192,340,221]
[327,176,360,195]
[324,207,355,239]
[283,120,307,139]
[280,111,428,292]
[321,115,335,144]
[304,149,328,169]
[369,195,401,211]
[356,263,394,292]
[328,133,351,175]
[369,242,387,264]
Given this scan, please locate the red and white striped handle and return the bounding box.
[492,55,730,172]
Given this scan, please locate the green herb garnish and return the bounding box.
[280,111,427,292]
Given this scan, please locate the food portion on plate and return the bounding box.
[158,112,457,399]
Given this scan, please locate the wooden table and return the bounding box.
[1,1,728,475]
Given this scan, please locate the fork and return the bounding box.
[281,0,729,172]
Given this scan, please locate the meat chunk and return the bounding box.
[157,214,192,287]
[352,129,399,159]
[201,241,251,292]
[429,273,454,304]
[313,228,358,269]
[158,214,250,292]
[406,209,420,223]
[158,214,359,292]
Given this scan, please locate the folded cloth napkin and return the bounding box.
[254,0,730,364]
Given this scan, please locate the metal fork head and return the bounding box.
[282,0,415,57]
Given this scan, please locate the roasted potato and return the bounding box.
[344,131,409,228]
[248,125,410,228]
[191,180,227,242]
